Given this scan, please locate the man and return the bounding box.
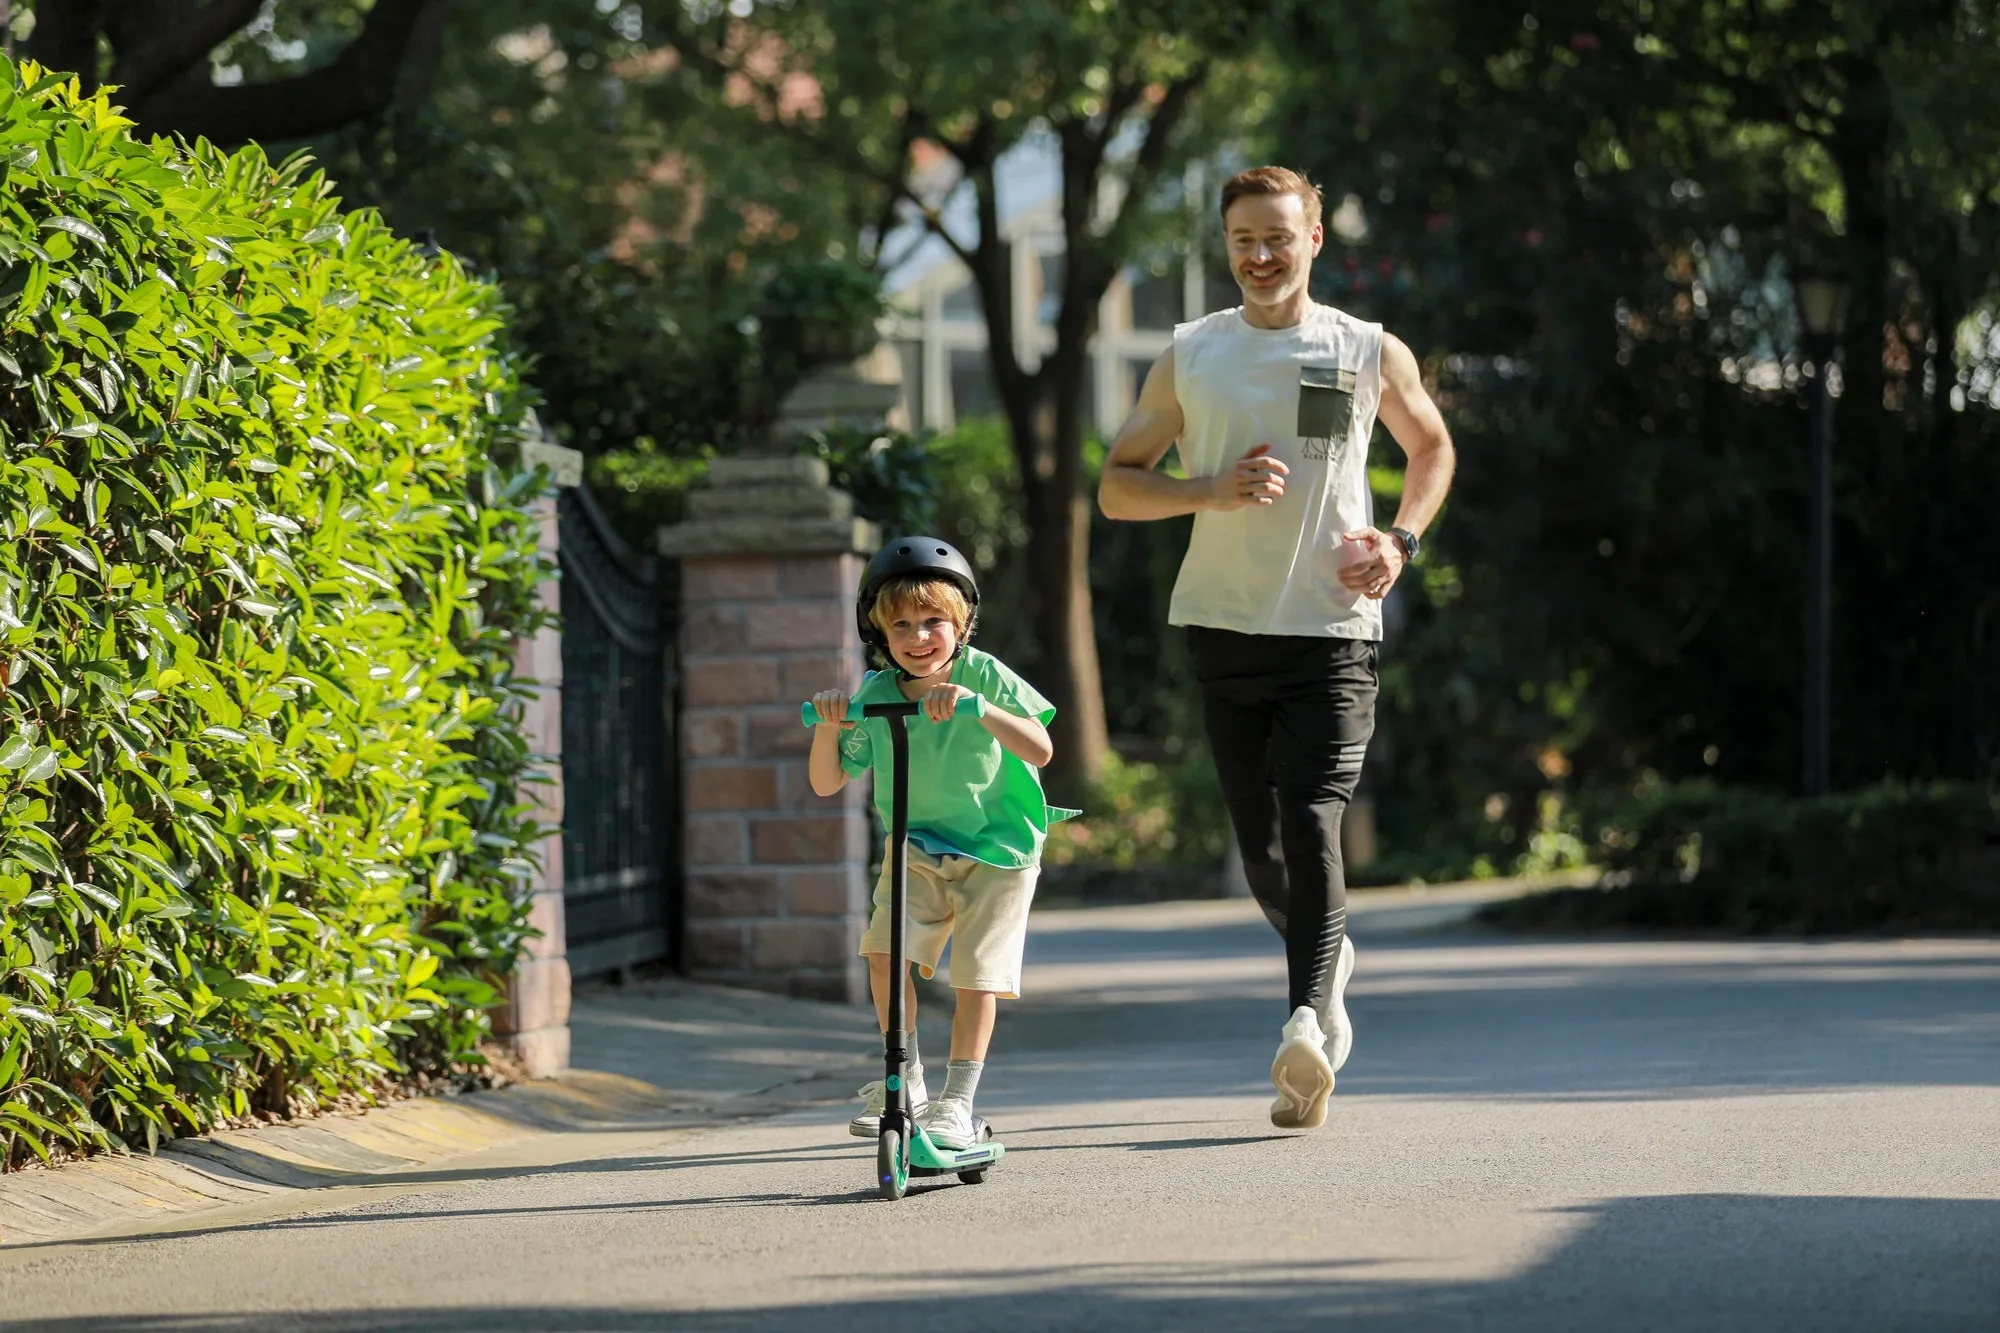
[1097,166,1456,1131]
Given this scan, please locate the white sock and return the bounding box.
[942,1059,984,1110]
[906,1029,924,1090]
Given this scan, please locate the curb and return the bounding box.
[0,1067,848,1250]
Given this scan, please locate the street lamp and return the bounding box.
[1794,268,1849,797]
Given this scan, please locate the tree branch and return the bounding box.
[1087,64,1210,300]
[123,0,445,146]
[106,0,266,107]
[863,122,919,270]
[24,0,110,95]
[1076,70,1145,185]
[965,138,1026,396]
[652,17,979,266]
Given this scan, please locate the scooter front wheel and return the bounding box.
[877,1129,908,1200]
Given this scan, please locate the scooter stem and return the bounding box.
[883,706,910,1135]
[797,695,980,1139]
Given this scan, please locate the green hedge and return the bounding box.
[0,66,551,1166]
[1478,781,2000,934]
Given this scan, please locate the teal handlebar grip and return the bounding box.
[801,694,985,726]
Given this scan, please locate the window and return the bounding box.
[1130,261,1184,331]
[941,277,982,323]
[1036,250,1065,326]
[1204,267,1241,315]
[949,348,1000,423]
[894,340,925,429]
[1127,357,1159,412]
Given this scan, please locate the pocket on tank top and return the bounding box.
[1297,364,1357,462]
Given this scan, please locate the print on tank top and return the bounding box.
[1297,365,1358,463]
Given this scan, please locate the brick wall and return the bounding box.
[679,551,874,1001]
[490,492,572,1074]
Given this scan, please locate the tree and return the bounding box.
[654,0,1285,799]
[1269,0,2000,858]
[309,1,874,464]
[23,0,449,144]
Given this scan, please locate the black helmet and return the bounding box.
[856,536,980,666]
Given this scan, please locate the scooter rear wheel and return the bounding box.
[877,1129,907,1200]
[958,1168,988,1185]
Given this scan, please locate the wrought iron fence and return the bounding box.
[558,484,680,978]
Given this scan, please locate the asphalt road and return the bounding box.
[4,894,1998,1331]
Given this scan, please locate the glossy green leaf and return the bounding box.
[42,216,107,246]
[0,60,552,1169]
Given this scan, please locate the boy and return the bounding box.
[808,536,1068,1149]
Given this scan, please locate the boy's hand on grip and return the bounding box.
[812,689,854,728]
[922,682,974,723]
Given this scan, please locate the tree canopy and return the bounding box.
[1269,0,2000,859]
[653,0,1291,796]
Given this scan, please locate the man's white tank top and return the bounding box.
[1167,303,1385,639]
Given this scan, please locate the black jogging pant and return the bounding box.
[1190,627,1378,1015]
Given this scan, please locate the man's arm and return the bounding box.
[1338,333,1456,597]
[1097,348,1289,520]
[1376,333,1455,538]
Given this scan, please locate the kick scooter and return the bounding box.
[802,694,1006,1200]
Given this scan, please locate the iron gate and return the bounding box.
[558,484,680,978]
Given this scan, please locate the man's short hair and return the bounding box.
[1220,166,1324,232]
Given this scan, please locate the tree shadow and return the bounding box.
[10,1194,1995,1331]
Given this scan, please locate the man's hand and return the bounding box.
[1210,443,1289,511]
[922,682,974,723]
[811,689,855,727]
[1336,527,1407,600]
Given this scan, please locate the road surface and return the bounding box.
[4,893,1997,1330]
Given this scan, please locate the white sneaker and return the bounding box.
[1269,1006,1336,1131]
[1317,935,1357,1072]
[847,1071,928,1137]
[919,1098,977,1149]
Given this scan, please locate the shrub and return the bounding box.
[0,66,550,1167]
[799,424,938,540]
[1045,750,1233,871]
[1478,781,2000,934]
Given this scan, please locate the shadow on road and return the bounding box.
[13,1193,1995,1331]
[999,933,2000,1102]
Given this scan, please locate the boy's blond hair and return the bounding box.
[869,574,975,637]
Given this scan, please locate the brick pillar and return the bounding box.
[659,456,881,1002]
[491,447,578,1074]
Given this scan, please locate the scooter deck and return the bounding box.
[907,1118,1003,1177]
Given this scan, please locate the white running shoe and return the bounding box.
[1318,935,1357,1072]
[1269,1006,1336,1131]
[847,1071,929,1137]
[919,1097,977,1149]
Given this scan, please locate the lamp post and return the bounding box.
[1794,270,1849,797]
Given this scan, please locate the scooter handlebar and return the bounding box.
[801,694,985,727]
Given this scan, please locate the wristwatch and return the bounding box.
[1389,526,1421,563]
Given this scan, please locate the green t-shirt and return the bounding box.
[839,647,1075,869]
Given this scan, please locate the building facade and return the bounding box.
[878,147,1240,436]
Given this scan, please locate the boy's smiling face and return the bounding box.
[881,602,960,678]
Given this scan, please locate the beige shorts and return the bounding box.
[857,843,1038,998]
